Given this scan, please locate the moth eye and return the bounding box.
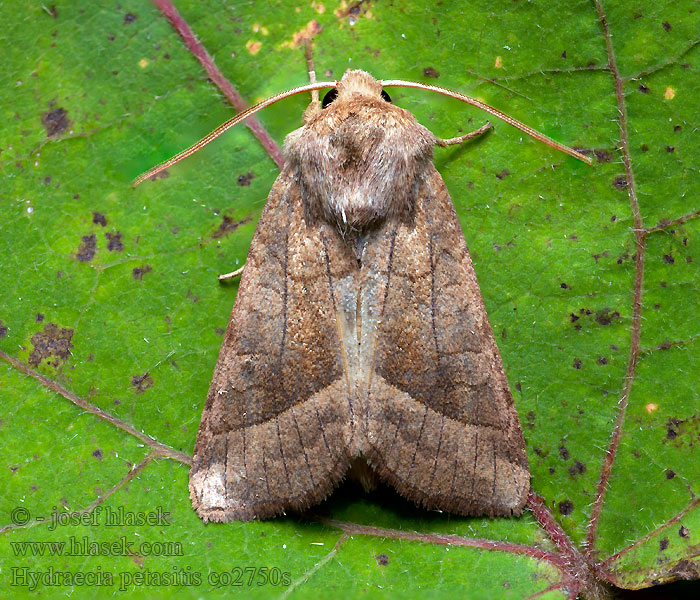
[322,88,338,108]
[381,90,392,103]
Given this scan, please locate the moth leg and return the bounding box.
[218,264,245,281]
[302,40,322,121]
[435,121,492,147]
[304,39,320,106]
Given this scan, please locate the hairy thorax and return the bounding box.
[284,71,436,233]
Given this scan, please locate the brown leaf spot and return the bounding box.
[105,231,124,252]
[679,526,689,538]
[666,146,675,153]
[0,320,7,337]
[36,313,44,322]
[423,67,440,78]
[525,411,536,429]
[92,448,103,460]
[671,559,699,580]
[573,357,582,369]
[597,356,608,365]
[280,20,322,49]
[568,461,586,477]
[559,445,570,461]
[147,169,170,182]
[641,144,649,152]
[76,234,96,262]
[28,323,74,367]
[612,176,628,190]
[375,553,389,566]
[131,373,154,394]
[92,211,107,226]
[595,308,620,326]
[42,108,71,137]
[662,21,672,32]
[659,538,669,551]
[495,169,510,180]
[594,149,613,162]
[558,500,574,516]
[664,254,675,264]
[124,13,137,24]
[666,419,680,439]
[237,172,255,186]
[212,215,252,239]
[246,40,262,55]
[132,265,152,280]
[132,556,145,568]
[639,83,649,93]
[666,469,676,479]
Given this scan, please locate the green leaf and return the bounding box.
[1,0,698,597]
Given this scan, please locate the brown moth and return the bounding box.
[135,65,590,523]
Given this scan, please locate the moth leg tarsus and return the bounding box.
[435,121,492,147]
[218,264,245,281]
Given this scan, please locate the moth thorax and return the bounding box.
[285,103,436,230]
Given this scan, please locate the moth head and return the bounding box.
[322,70,391,108]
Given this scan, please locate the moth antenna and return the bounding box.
[380,79,593,165]
[132,81,335,186]
[304,39,320,107]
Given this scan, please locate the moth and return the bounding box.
[135,62,590,523]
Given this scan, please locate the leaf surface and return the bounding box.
[1,0,698,597]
